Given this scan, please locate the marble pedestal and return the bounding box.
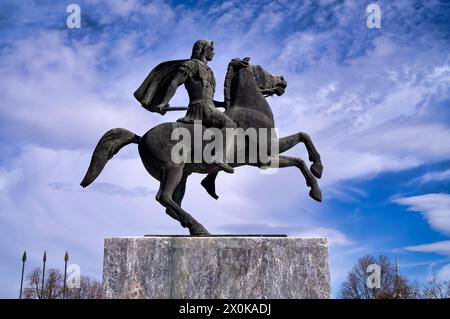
[103,236,330,299]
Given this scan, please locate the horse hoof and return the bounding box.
[193,232,210,237]
[189,224,211,236]
[201,177,219,200]
[310,162,323,179]
[309,187,322,202]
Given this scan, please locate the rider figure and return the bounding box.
[153,40,237,174]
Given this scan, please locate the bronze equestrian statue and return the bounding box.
[80,39,323,236]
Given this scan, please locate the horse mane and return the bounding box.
[223,60,237,108]
[223,58,253,108]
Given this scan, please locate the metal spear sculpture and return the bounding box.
[41,251,46,299]
[63,251,69,299]
[19,251,26,299]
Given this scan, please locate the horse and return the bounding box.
[80,59,323,236]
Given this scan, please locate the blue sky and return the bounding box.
[1,0,450,298]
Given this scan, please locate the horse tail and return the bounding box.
[80,128,141,188]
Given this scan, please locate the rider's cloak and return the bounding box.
[133,59,188,112]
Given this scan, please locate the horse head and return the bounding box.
[224,58,287,109]
[250,64,287,97]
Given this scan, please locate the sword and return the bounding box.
[163,106,189,111]
[146,104,188,115]
[146,101,226,114]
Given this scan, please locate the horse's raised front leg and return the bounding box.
[274,155,322,202]
[156,166,210,236]
[278,132,323,179]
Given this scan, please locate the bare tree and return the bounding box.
[66,276,103,299]
[339,255,419,299]
[23,267,102,299]
[24,268,43,299]
[24,268,63,299]
[421,273,450,299]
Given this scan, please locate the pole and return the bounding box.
[41,251,46,299]
[19,251,26,299]
[63,251,69,299]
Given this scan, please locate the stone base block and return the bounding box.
[103,236,330,299]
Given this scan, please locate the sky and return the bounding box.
[0,0,449,298]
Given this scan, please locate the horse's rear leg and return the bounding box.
[156,167,210,236]
[276,155,322,202]
[156,168,183,225]
[165,173,188,225]
[278,132,323,179]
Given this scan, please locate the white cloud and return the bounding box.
[394,193,450,237]
[437,263,450,281]
[320,149,420,184]
[411,169,450,185]
[398,194,450,263]
[104,0,141,17]
[404,240,450,256]
[349,124,450,162]
[0,31,150,150]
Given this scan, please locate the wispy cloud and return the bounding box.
[404,240,450,256]
[410,169,450,185]
[394,193,450,236]
[48,181,155,197]
[397,193,450,268]
[437,263,450,281]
